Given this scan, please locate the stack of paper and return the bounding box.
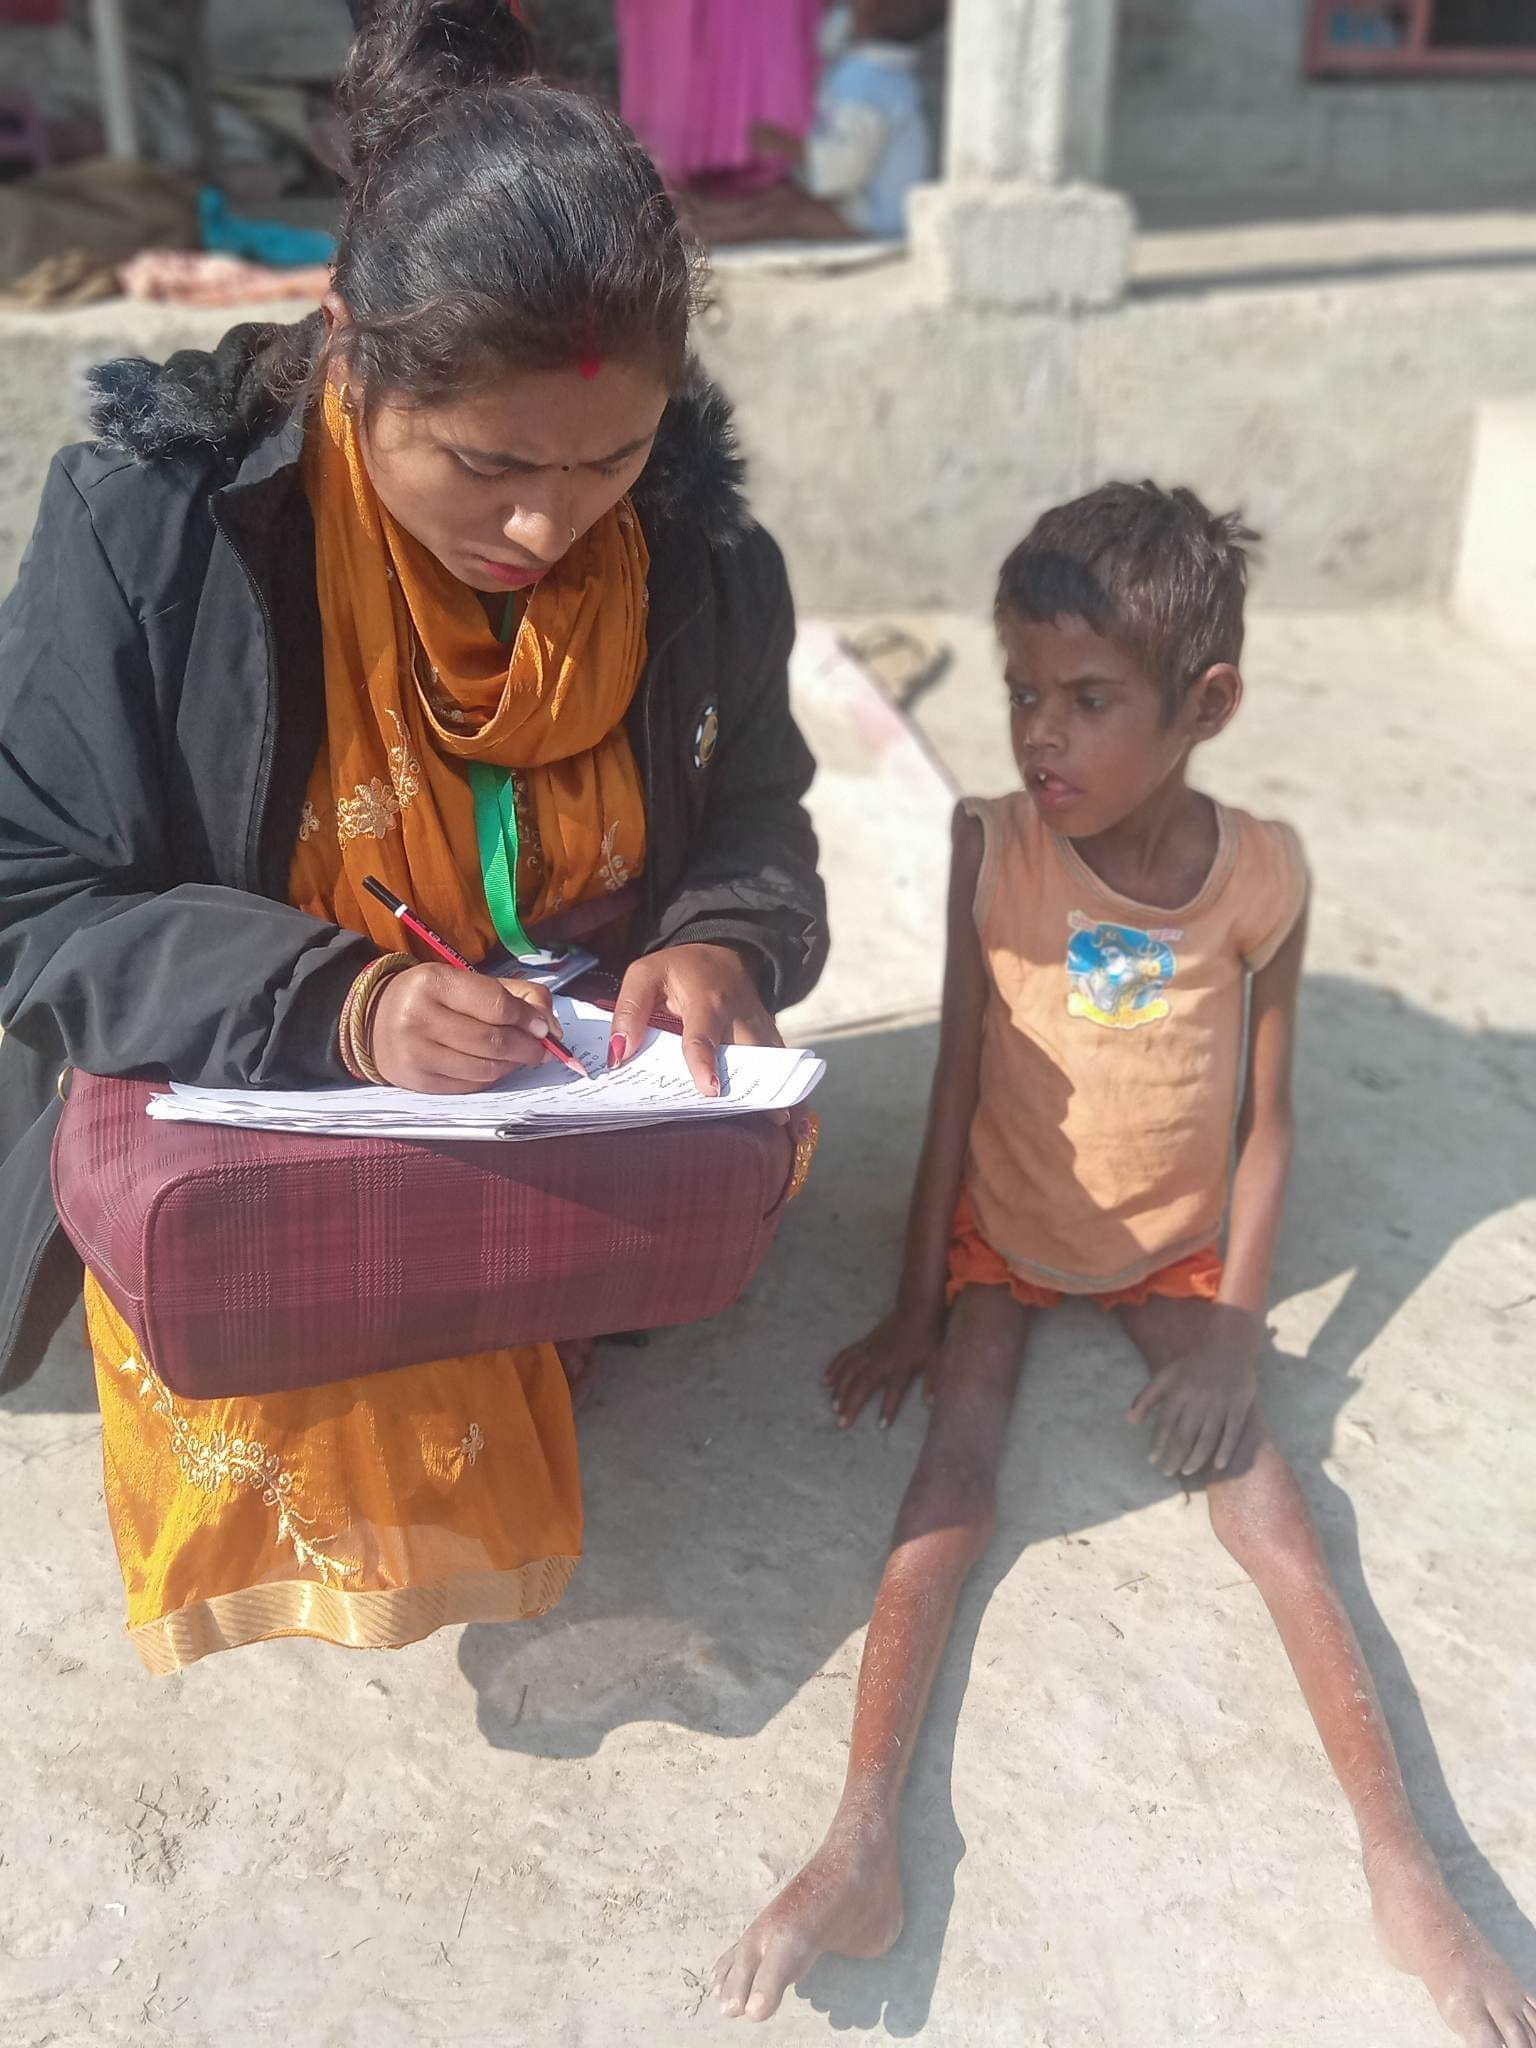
[146,1000,824,1143]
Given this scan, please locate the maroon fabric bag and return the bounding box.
[51,1073,802,1400]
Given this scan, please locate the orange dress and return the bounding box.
[86,385,649,1673]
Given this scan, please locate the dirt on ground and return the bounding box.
[0,608,1532,2047]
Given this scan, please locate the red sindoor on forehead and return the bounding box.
[577,357,603,381]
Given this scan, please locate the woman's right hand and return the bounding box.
[824,1304,947,1432]
[369,965,558,1094]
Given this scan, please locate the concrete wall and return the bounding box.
[2,256,1534,614]
[1112,0,1536,213]
[700,261,1536,613]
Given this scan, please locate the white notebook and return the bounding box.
[146,999,824,1144]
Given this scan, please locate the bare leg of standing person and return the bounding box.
[713,1286,1034,2021]
[1120,1295,1536,2048]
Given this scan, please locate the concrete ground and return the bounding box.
[1,606,1533,2047]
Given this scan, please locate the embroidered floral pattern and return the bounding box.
[511,771,545,885]
[411,639,472,729]
[598,821,633,894]
[456,1422,485,1468]
[787,1115,821,1203]
[334,713,424,845]
[298,801,322,843]
[336,776,403,845]
[114,1355,355,1585]
[428,689,474,730]
[385,708,422,807]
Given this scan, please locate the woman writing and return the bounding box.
[0,0,826,1672]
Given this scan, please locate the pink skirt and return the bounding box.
[616,0,823,186]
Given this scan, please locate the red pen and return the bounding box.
[362,875,585,1077]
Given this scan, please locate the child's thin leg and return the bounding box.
[1120,1295,1535,2048]
[713,1286,1034,2022]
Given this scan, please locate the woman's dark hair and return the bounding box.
[326,0,696,399]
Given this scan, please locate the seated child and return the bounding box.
[712,484,1535,2044]
[683,0,940,246]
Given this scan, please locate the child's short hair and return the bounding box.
[996,482,1259,716]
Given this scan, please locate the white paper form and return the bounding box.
[147,1000,825,1143]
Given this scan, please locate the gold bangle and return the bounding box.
[340,952,412,1084]
[339,998,370,1081]
[338,979,365,1080]
[350,952,411,1084]
[338,963,377,1081]
[352,983,390,1087]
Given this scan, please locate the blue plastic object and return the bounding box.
[198,188,338,269]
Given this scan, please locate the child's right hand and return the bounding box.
[825,1308,946,1431]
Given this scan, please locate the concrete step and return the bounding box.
[1453,396,1536,649]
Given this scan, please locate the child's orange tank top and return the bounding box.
[961,792,1308,1295]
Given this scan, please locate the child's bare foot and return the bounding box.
[1368,1844,1536,2046]
[712,1819,904,2022]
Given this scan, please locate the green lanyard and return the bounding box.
[471,590,536,959]
[470,759,536,959]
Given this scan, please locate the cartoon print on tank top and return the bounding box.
[1065,912,1183,1030]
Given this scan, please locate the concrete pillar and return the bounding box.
[89,0,141,162]
[946,0,1118,185]
[910,0,1133,310]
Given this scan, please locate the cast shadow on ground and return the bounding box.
[459,972,1536,2034]
[11,974,1532,2028]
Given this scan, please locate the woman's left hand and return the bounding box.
[609,942,781,1095]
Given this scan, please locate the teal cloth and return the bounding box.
[198,188,337,268]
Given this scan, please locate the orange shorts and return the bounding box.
[945,1192,1223,1312]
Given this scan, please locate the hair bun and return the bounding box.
[340,0,537,182]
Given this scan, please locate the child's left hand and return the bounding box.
[1128,1309,1261,1478]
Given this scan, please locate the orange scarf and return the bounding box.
[291,383,649,956]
